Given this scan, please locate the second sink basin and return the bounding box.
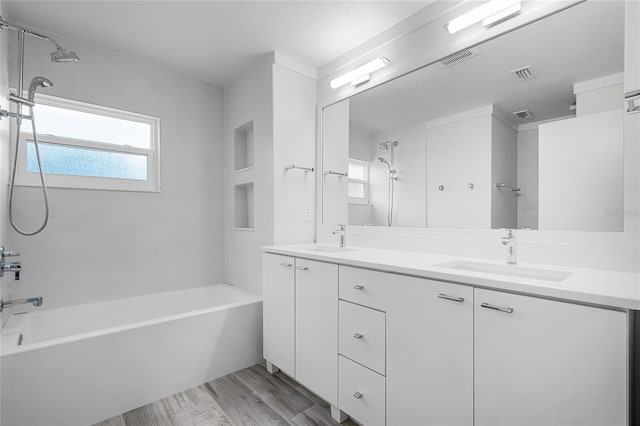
[437,260,572,282]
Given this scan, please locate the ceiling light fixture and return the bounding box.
[330,57,390,89]
[447,0,522,34]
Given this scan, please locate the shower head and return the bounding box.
[377,157,391,171]
[50,47,79,62]
[27,77,53,101]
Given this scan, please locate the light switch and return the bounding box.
[304,207,312,222]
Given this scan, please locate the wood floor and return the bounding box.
[94,364,359,426]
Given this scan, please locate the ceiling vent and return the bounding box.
[512,109,534,119]
[440,47,480,67]
[510,65,533,81]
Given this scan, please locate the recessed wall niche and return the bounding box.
[234,182,254,230]
[234,121,254,171]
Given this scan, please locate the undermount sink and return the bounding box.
[437,260,572,282]
[307,245,357,253]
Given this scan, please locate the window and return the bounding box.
[15,94,160,192]
[347,159,369,204]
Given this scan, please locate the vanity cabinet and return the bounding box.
[474,288,628,426]
[295,258,339,405]
[386,274,474,426]
[262,254,339,406]
[263,253,295,376]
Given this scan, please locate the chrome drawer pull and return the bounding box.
[481,302,514,314]
[353,392,363,399]
[352,332,363,339]
[437,293,464,303]
[279,263,292,268]
[353,285,364,290]
[295,266,309,271]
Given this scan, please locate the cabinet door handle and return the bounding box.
[352,332,363,339]
[353,392,363,399]
[437,293,464,302]
[353,284,364,290]
[481,302,514,314]
[279,263,292,268]
[295,266,309,271]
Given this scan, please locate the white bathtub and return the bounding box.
[0,284,263,426]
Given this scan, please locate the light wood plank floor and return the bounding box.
[94,364,359,426]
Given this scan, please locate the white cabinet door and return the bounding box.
[386,274,474,426]
[295,258,339,405]
[475,289,628,426]
[262,253,295,376]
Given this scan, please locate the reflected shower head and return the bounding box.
[377,157,391,171]
[27,77,53,101]
[50,47,79,62]
[379,140,399,151]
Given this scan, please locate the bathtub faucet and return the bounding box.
[0,297,43,312]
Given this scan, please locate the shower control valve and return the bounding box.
[1,246,20,258]
[0,261,21,280]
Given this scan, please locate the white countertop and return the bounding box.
[262,243,640,310]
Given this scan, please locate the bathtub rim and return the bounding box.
[1,283,261,357]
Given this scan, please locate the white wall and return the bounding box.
[490,116,517,229]
[225,57,273,296]
[5,33,225,309]
[321,99,349,227]
[426,114,492,228]
[348,124,374,226]
[273,64,317,244]
[517,129,539,229]
[1,0,12,323]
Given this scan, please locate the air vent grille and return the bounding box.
[440,47,480,67]
[512,109,533,119]
[510,65,533,81]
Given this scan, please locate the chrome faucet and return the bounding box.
[501,229,517,265]
[332,224,346,247]
[0,297,43,312]
[0,246,21,280]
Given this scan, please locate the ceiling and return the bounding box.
[4,0,432,87]
[349,0,625,133]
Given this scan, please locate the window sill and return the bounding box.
[13,181,162,194]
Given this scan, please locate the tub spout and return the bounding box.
[0,296,43,312]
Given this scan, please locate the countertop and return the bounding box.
[262,243,640,310]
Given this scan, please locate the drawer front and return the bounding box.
[339,355,386,426]
[339,266,388,311]
[339,300,386,375]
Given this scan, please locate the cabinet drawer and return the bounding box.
[339,355,385,426]
[339,266,388,311]
[339,300,386,375]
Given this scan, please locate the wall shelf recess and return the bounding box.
[234,182,254,230]
[234,121,254,172]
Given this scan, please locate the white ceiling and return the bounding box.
[4,0,432,87]
[349,0,625,133]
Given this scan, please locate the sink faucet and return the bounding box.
[332,224,346,247]
[0,297,43,312]
[501,229,517,265]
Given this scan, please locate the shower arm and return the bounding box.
[0,17,63,51]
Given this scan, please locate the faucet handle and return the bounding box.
[0,246,20,258]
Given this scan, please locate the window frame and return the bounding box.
[347,158,370,205]
[13,93,161,192]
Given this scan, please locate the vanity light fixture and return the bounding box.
[447,0,522,34]
[330,57,390,89]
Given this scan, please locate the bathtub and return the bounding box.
[0,284,262,426]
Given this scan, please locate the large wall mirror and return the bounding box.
[321,0,625,232]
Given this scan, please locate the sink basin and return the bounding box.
[436,260,572,282]
[307,246,357,253]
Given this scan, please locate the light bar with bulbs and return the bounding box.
[329,57,390,89]
[447,0,522,34]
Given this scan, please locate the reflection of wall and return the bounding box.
[0,0,11,322]
[426,107,516,229]
[538,80,623,232]
[491,116,517,229]
[348,124,374,225]
[371,124,426,227]
[517,129,539,229]
[322,100,349,226]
